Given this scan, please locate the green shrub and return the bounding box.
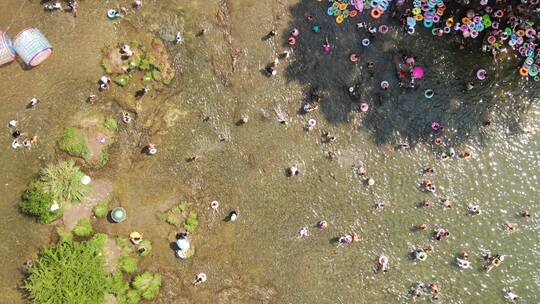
[108,271,129,299]
[164,203,185,226]
[118,256,138,274]
[72,218,93,237]
[20,182,62,224]
[116,236,134,255]
[104,116,118,131]
[93,200,109,218]
[39,160,90,204]
[114,74,129,86]
[137,240,152,257]
[55,226,73,242]
[58,127,89,159]
[132,272,161,300]
[185,211,198,233]
[25,235,109,304]
[126,289,141,304]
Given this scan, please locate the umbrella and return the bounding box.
[176,239,190,251]
[412,66,424,79]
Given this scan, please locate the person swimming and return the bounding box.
[228,211,238,222]
[339,235,353,245]
[192,273,207,286]
[433,228,449,241]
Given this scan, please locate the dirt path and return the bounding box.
[104,237,121,272]
[62,179,113,230]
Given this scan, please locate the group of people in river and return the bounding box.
[256,1,539,301]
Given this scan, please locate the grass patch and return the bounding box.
[114,74,130,86]
[164,203,186,226]
[39,160,90,204]
[58,127,89,159]
[104,116,118,131]
[118,256,138,274]
[93,200,109,218]
[116,236,134,255]
[137,240,152,257]
[101,58,113,74]
[55,225,73,242]
[125,289,141,304]
[24,234,109,304]
[185,211,198,233]
[132,272,161,300]
[98,148,110,168]
[20,182,62,224]
[72,218,93,237]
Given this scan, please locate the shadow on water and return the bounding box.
[283,0,538,146]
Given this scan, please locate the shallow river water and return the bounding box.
[0,0,539,303]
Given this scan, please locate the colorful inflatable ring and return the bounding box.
[350,10,358,17]
[423,20,434,28]
[476,69,487,80]
[519,67,529,76]
[445,18,454,27]
[516,30,525,37]
[327,7,335,16]
[412,7,421,15]
[343,9,350,18]
[350,53,359,62]
[336,15,344,24]
[487,36,496,44]
[288,37,296,46]
[414,14,424,21]
[379,24,389,34]
[494,10,504,18]
[534,76,540,81]
[339,3,348,10]
[371,7,383,19]
[462,17,471,25]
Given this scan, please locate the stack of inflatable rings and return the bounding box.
[327,1,358,24]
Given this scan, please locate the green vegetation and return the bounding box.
[39,160,90,204]
[132,272,161,300]
[21,161,89,224]
[20,182,62,224]
[93,199,109,218]
[58,127,89,159]
[185,211,198,233]
[101,58,113,74]
[108,271,129,300]
[101,39,174,87]
[164,203,185,226]
[137,240,152,257]
[72,218,93,237]
[164,203,198,233]
[104,116,118,131]
[55,226,73,242]
[114,74,130,87]
[24,234,109,304]
[118,256,138,274]
[116,236,134,255]
[125,289,141,304]
[98,149,109,168]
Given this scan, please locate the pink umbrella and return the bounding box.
[412,66,424,79]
